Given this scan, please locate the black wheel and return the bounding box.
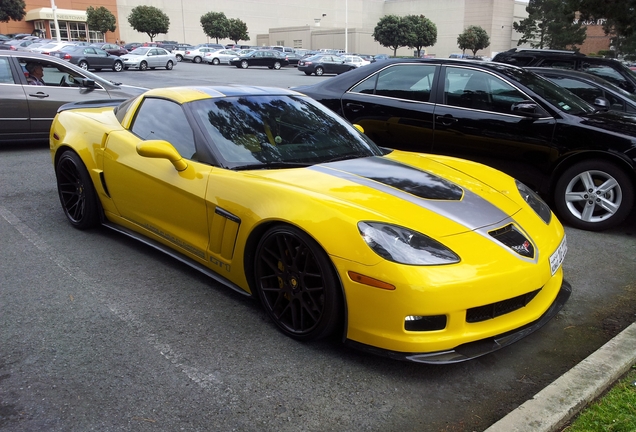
[273,61,281,70]
[113,60,123,72]
[554,160,634,231]
[304,71,311,76]
[193,56,202,64]
[315,67,324,76]
[55,151,100,230]
[140,61,148,71]
[254,225,342,341]
[166,60,173,70]
[78,60,88,70]
[212,58,220,65]
[241,60,249,69]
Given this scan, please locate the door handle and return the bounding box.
[346,102,364,112]
[28,92,50,99]
[436,115,458,126]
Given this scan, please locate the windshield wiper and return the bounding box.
[232,161,313,171]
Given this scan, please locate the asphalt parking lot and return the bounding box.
[1,61,635,432]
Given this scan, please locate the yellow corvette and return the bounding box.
[50,86,570,363]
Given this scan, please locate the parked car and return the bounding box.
[202,49,238,65]
[0,51,145,143]
[3,39,39,51]
[285,52,303,67]
[293,58,636,231]
[297,54,356,76]
[50,45,124,72]
[371,54,390,62]
[172,45,193,62]
[49,85,570,363]
[91,43,128,57]
[341,54,371,68]
[229,50,289,69]
[30,41,75,55]
[492,48,636,94]
[123,42,142,52]
[183,47,218,63]
[120,47,177,71]
[526,67,636,113]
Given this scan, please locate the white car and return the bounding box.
[183,47,217,64]
[341,55,370,67]
[120,47,177,71]
[203,49,239,65]
[172,46,193,62]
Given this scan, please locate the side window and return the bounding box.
[581,62,634,92]
[0,58,15,84]
[444,67,527,113]
[352,64,436,103]
[540,59,576,69]
[131,98,197,160]
[545,76,604,105]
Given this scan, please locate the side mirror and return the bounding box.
[78,78,96,88]
[511,100,544,118]
[137,140,188,171]
[593,97,610,111]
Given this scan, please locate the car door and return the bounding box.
[92,48,111,69]
[102,97,212,261]
[0,56,31,139]
[431,65,556,191]
[341,63,438,152]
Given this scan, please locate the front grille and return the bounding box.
[489,224,535,258]
[466,289,541,323]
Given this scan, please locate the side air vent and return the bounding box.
[489,224,535,258]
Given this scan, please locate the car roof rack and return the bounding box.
[508,48,585,56]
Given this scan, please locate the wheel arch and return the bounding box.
[547,150,636,202]
[242,220,348,341]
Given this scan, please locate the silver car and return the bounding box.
[0,51,146,143]
[120,47,177,71]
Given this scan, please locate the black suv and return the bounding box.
[492,48,636,94]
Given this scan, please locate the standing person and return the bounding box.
[25,62,45,85]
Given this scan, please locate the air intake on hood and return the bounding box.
[488,224,535,258]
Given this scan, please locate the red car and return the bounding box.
[91,43,128,57]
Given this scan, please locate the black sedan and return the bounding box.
[50,45,124,72]
[229,50,289,69]
[526,67,636,113]
[90,43,128,57]
[293,58,636,231]
[297,54,356,76]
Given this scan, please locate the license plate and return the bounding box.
[549,235,567,275]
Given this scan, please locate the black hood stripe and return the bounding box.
[309,156,510,231]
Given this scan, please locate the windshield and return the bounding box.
[494,65,595,115]
[129,47,150,55]
[188,94,383,169]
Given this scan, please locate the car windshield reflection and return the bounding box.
[189,95,383,169]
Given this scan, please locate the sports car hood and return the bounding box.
[251,154,523,237]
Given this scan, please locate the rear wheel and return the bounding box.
[166,60,173,70]
[554,160,634,231]
[315,66,324,76]
[176,54,183,62]
[241,60,249,69]
[304,71,311,76]
[113,60,123,72]
[55,151,100,230]
[273,61,281,70]
[212,58,220,65]
[193,56,202,63]
[254,225,342,341]
[78,60,88,70]
[140,61,148,71]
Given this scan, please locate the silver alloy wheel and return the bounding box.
[563,169,622,224]
[79,60,88,70]
[315,67,324,76]
[194,56,202,63]
[273,61,281,70]
[241,60,248,69]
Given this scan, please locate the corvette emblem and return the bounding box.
[512,240,532,256]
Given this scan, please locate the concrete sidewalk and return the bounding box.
[485,322,636,432]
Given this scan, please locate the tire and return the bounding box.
[315,67,324,76]
[212,58,220,65]
[139,61,148,71]
[176,54,183,62]
[254,225,342,341]
[193,56,202,64]
[166,60,173,70]
[304,71,312,76]
[78,60,88,70]
[113,60,123,72]
[273,61,281,70]
[55,151,100,230]
[554,160,634,231]
[241,60,249,69]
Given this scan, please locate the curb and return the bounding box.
[484,321,636,432]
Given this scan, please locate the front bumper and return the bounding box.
[345,279,572,364]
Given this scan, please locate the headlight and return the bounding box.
[515,180,551,224]
[358,222,460,265]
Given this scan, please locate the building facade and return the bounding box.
[1,0,609,58]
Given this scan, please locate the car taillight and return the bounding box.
[186,51,191,54]
[305,62,312,65]
[63,53,71,60]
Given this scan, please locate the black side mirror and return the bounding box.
[511,100,544,118]
[78,78,96,88]
[593,97,610,111]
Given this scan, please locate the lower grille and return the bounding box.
[466,289,541,323]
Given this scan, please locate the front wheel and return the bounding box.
[78,60,88,70]
[304,71,312,76]
[176,54,183,62]
[113,60,123,72]
[273,61,281,70]
[554,160,634,231]
[55,151,100,230]
[254,225,342,341]
[241,60,249,69]
[315,67,324,76]
[139,61,148,71]
[212,58,220,65]
[166,60,173,70]
[193,56,202,64]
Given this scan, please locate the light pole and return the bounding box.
[50,0,61,42]
[345,0,348,53]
